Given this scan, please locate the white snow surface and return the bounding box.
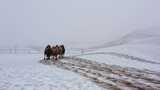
[0,29,160,90]
[76,29,160,72]
[0,54,103,90]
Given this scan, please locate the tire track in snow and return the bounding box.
[72,52,160,65]
[40,57,160,90]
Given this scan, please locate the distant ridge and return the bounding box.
[85,28,160,51]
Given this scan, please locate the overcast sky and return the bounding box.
[0,0,160,47]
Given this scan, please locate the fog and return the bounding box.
[0,0,160,47]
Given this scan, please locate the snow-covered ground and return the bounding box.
[0,54,102,90]
[75,29,160,72]
[0,29,160,90]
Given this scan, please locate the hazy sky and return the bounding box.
[0,0,160,47]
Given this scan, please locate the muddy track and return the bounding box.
[72,52,160,65]
[40,57,160,90]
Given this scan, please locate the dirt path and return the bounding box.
[72,52,160,65]
[40,57,160,90]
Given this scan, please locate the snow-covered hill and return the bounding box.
[76,29,160,72]
[86,28,160,49]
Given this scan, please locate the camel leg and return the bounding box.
[46,55,50,60]
[58,55,60,59]
[47,57,49,60]
[60,55,62,59]
[52,56,55,61]
[44,54,46,60]
[54,56,56,61]
[55,55,58,60]
[52,56,56,61]
[61,55,64,58]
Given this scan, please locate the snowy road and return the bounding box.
[40,57,160,90]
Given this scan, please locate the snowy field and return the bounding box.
[1,0,160,89]
[0,30,160,90]
[0,54,102,90]
[75,30,160,73]
[76,45,160,72]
